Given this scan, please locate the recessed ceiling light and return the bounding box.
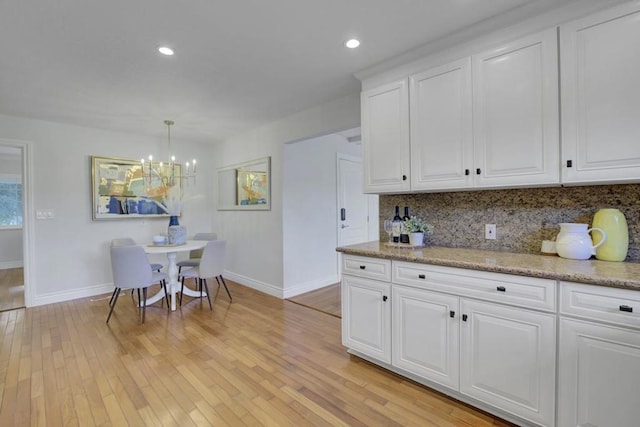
[345,39,360,49]
[158,46,174,56]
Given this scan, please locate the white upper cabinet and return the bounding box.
[561,2,640,184]
[364,29,559,194]
[410,58,473,190]
[473,28,559,188]
[361,79,411,193]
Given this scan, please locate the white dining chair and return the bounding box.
[109,237,163,306]
[107,245,169,324]
[179,240,231,310]
[177,232,217,273]
[111,237,163,271]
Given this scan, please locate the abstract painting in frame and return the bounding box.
[91,155,181,220]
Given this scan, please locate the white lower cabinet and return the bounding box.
[343,256,640,426]
[342,274,391,364]
[392,285,459,389]
[558,318,640,427]
[391,285,556,426]
[459,299,556,426]
[558,281,640,427]
[341,256,558,426]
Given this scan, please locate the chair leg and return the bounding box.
[162,280,170,312]
[141,288,147,323]
[180,277,185,306]
[106,288,121,323]
[108,288,118,307]
[199,278,203,299]
[202,279,212,311]
[219,276,232,302]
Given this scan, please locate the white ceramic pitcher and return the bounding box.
[555,223,607,260]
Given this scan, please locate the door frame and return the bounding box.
[336,152,378,275]
[0,138,34,308]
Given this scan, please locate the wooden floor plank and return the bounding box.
[0,267,25,312]
[0,279,516,426]
[287,283,341,318]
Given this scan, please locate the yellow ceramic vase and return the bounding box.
[592,208,628,261]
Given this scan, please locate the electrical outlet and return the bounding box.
[485,224,496,240]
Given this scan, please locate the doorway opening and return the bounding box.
[282,127,378,305]
[0,143,26,311]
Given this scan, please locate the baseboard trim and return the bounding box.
[283,276,339,299]
[0,260,24,270]
[223,271,284,299]
[30,283,113,308]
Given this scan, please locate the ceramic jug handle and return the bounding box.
[588,227,607,250]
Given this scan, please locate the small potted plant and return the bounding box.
[402,215,434,246]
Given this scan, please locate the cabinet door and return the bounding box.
[473,29,559,188]
[561,3,640,184]
[392,285,459,389]
[342,275,391,363]
[558,318,640,427]
[460,299,556,426]
[361,79,411,193]
[410,58,473,191]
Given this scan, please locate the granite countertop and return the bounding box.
[336,241,640,291]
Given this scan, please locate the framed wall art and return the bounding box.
[91,155,181,220]
[217,156,271,210]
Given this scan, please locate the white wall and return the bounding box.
[0,114,215,306]
[283,134,361,297]
[213,93,360,297]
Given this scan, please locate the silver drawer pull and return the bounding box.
[619,305,633,313]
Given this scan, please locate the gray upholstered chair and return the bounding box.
[107,245,169,324]
[111,237,163,271]
[109,237,163,306]
[179,240,231,310]
[176,232,217,273]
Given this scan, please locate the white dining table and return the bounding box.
[144,239,207,311]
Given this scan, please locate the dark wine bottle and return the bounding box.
[400,207,410,244]
[392,206,402,243]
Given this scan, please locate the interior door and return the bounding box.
[337,154,376,247]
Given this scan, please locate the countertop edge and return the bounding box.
[337,244,640,291]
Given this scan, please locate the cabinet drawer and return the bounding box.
[343,255,392,281]
[560,281,640,328]
[393,261,556,311]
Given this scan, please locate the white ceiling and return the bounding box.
[0,0,574,144]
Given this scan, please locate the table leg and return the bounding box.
[166,252,179,311]
[141,248,207,311]
[140,251,180,311]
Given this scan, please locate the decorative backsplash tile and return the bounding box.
[380,184,640,262]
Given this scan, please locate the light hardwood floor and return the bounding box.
[0,267,25,312]
[0,280,514,426]
[287,283,341,318]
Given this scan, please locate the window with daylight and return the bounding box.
[0,174,23,227]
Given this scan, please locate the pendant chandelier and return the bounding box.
[140,120,196,187]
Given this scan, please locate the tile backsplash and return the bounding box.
[380,184,640,262]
